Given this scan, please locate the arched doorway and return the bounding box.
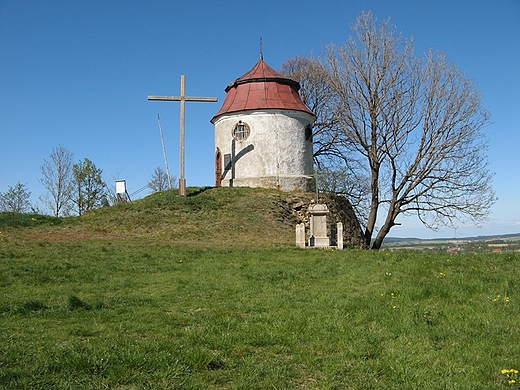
[215,148,222,187]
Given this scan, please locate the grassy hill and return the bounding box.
[1,187,299,246]
[1,186,364,248]
[1,187,519,389]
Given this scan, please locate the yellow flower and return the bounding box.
[502,369,510,374]
[509,379,516,384]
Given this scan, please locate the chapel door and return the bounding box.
[215,149,222,187]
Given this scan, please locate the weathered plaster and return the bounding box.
[213,109,315,191]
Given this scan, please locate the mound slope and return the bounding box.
[1,187,365,248]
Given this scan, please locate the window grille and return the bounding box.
[232,121,250,141]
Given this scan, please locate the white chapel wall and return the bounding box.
[213,109,314,191]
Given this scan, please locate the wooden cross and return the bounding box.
[148,75,217,196]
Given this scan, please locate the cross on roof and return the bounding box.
[148,75,218,196]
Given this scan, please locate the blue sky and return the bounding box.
[1,0,519,239]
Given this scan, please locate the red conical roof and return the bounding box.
[211,59,315,122]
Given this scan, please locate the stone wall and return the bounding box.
[279,192,366,249]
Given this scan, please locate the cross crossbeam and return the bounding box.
[148,75,217,196]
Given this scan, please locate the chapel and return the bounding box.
[211,57,316,192]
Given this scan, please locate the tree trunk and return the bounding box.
[371,222,392,250]
[364,163,380,247]
[371,198,400,250]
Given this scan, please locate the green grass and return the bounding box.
[0,212,62,228]
[1,188,519,388]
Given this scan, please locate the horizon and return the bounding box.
[387,231,520,241]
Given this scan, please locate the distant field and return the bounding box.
[1,188,519,388]
[384,233,520,253]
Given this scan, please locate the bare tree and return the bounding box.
[39,145,74,217]
[0,182,32,213]
[148,166,174,192]
[281,56,371,222]
[283,12,495,249]
[281,56,338,163]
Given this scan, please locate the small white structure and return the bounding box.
[309,203,330,248]
[296,223,306,249]
[336,222,344,250]
[295,204,344,249]
[211,57,315,192]
[115,180,130,202]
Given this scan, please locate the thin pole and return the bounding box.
[315,168,319,203]
[179,75,186,196]
[157,114,172,189]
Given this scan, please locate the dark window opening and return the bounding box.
[305,125,313,142]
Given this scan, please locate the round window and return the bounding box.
[232,121,250,141]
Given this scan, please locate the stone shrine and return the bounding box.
[295,203,344,250]
[308,203,330,248]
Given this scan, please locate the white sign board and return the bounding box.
[116,180,127,194]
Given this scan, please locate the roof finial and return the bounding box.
[259,36,263,60]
